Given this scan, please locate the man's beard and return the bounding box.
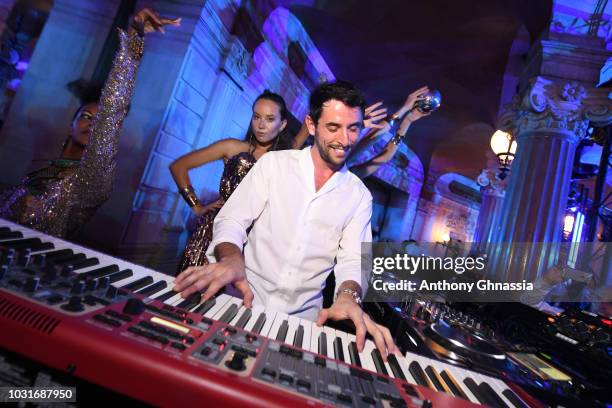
[314,136,350,167]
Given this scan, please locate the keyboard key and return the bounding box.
[276,320,289,341]
[193,298,215,314]
[218,303,239,323]
[333,337,344,362]
[348,341,362,367]
[387,354,406,381]
[318,332,328,356]
[121,276,154,291]
[439,369,468,399]
[136,280,168,297]
[463,377,489,406]
[408,361,432,389]
[293,325,304,348]
[250,313,267,334]
[371,349,388,376]
[234,308,252,328]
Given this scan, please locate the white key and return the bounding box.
[363,340,381,374]
[203,294,232,318]
[333,330,350,364]
[268,311,290,340]
[322,326,336,359]
[357,339,377,373]
[447,366,482,404]
[259,309,278,337]
[298,319,312,351]
[285,316,300,346]
[309,322,324,354]
[243,305,266,332]
[212,296,242,321]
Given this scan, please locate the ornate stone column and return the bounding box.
[487,77,611,282]
[472,169,506,255]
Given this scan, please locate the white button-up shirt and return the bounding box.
[206,147,372,320]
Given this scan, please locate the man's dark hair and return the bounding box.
[309,80,366,124]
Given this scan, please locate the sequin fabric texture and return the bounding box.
[0,29,144,238]
[178,151,257,273]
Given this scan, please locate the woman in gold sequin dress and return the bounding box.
[0,9,180,238]
[171,91,303,273]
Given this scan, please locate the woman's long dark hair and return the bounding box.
[245,90,293,152]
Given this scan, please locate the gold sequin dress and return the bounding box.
[178,151,257,273]
[0,29,144,238]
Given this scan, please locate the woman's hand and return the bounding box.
[130,8,181,36]
[193,198,225,217]
[363,101,388,130]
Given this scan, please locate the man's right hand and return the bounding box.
[173,246,254,307]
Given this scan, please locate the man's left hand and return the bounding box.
[315,294,397,361]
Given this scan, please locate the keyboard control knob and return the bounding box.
[226,351,248,371]
[122,298,145,315]
[61,296,85,312]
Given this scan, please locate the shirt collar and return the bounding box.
[299,146,350,195]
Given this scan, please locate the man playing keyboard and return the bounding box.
[174,81,397,360]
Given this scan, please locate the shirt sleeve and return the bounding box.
[334,188,373,291]
[205,153,273,263]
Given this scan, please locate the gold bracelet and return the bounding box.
[179,185,200,207]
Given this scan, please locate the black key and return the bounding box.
[36,248,74,261]
[107,269,133,283]
[276,320,289,341]
[408,361,431,388]
[51,253,87,267]
[348,342,362,367]
[218,303,239,323]
[155,290,178,302]
[318,332,328,356]
[479,382,509,408]
[0,230,22,240]
[1,238,41,248]
[371,349,388,376]
[440,370,468,399]
[387,354,406,381]
[333,337,344,361]
[425,366,445,392]
[193,298,215,314]
[251,313,266,334]
[293,325,304,348]
[502,389,529,408]
[235,308,252,328]
[136,280,168,297]
[71,257,100,271]
[177,293,201,310]
[78,265,120,280]
[463,377,489,406]
[121,276,154,291]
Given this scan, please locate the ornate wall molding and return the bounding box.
[499,76,611,143]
